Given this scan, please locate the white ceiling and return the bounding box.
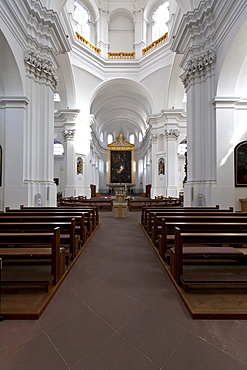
[90,78,153,141]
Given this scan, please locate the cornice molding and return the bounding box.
[1,0,70,52]
[147,109,187,126]
[171,0,247,68]
[0,96,29,108]
[54,108,80,126]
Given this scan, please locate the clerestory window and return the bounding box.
[152,1,169,41]
[74,1,91,40]
[129,134,135,144]
[54,140,64,156]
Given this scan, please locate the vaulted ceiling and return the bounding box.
[90,79,153,143]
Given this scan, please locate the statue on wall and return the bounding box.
[77,157,83,174]
[183,151,187,186]
[158,158,165,175]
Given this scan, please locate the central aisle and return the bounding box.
[1,211,246,369]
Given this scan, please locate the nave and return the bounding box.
[0,211,247,369]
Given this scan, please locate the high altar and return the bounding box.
[106,134,135,194]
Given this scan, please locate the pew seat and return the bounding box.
[1,264,55,292]
[171,228,247,291]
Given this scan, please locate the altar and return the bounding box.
[106,183,135,195]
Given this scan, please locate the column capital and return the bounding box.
[62,129,75,141]
[24,51,59,90]
[180,50,216,90]
[151,134,158,143]
[165,129,180,140]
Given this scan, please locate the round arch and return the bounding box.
[217,18,247,97]
[89,78,154,141]
[0,31,23,96]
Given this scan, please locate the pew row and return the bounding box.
[0,214,88,251]
[149,210,238,241]
[171,228,247,291]
[0,220,78,263]
[18,205,99,227]
[0,228,63,291]
[128,197,181,211]
[141,205,230,228]
[5,208,96,235]
[159,219,247,262]
[59,197,113,211]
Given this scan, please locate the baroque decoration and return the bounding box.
[24,51,59,89]
[180,50,216,90]
[165,129,180,140]
[62,129,76,141]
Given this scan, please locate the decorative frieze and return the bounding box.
[62,129,75,141]
[180,50,216,90]
[24,51,59,89]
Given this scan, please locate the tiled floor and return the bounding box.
[0,211,247,369]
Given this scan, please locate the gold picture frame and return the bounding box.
[107,134,135,184]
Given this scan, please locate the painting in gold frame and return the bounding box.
[235,141,247,186]
[107,134,135,184]
[0,145,2,187]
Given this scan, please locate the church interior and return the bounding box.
[1,0,247,368]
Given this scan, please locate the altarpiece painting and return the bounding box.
[235,141,247,186]
[107,134,134,185]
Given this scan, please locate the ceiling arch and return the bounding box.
[90,78,154,141]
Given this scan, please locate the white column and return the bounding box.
[150,134,158,198]
[181,51,217,206]
[97,3,109,59]
[165,129,180,197]
[212,97,245,209]
[0,97,29,210]
[133,6,146,59]
[63,129,76,197]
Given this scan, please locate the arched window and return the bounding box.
[107,133,113,144]
[177,138,187,156]
[100,132,104,142]
[74,1,91,40]
[54,140,64,156]
[54,93,61,101]
[139,132,143,142]
[152,1,169,41]
[129,134,135,144]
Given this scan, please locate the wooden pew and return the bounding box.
[60,197,113,211]
[159,219,247,261]
[142,206,233,231]
[0,220,78,263]
[148,210,237,239]
[0,227,62,291]
[128,197,181,211]
[5,208,95,235]
[17,206,99,228]
[141,205,223,227]
[172,228,247,290]
[0,214,87,250]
